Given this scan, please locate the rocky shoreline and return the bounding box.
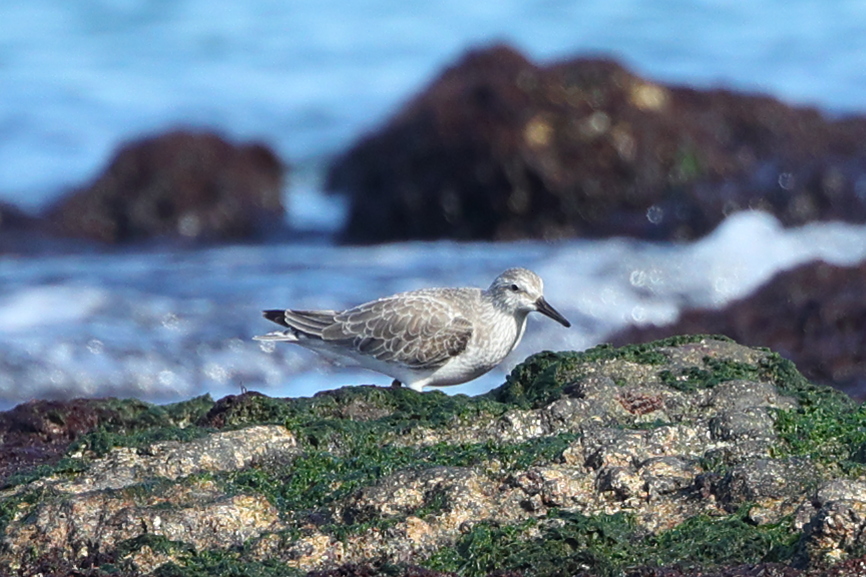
[611,260,866,401]
[3,336,866,576]
[2,43,866,575]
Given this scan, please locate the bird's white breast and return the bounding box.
[425,306,525,386]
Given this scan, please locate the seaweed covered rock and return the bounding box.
[3,337,866,576]
[44,130,287,244]
[610,260,866,400]
[327,44,866,243]
[0,395,215,487]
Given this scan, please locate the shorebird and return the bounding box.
[254,268,570,391]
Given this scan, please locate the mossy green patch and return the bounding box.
[222,432,579,531]
[211,386,508,433]
[649,509,798,569]
[425,513,643,577]
[761,353,854,411]
[654,344,820,395]
[68,395,217,458]
[485,335,729,408]
[423,508,798,577]
[281,386,509,451]
[659,357,760,392]
[152,548,300,577]
[610,334,733,360]
[225,449,376,515]
[484,350,582,409]
[72,424,214,459]
[114,533,304,577]
[773,393,866,474]
[0,487,45,536]
[204,393,296,427]
[98,394,215,432]
[115,533,194,559]
[193,386,511,456]
[412,482,451,519]
[424,518,544,576]
[755,351,866,473]
[1,456,89,489]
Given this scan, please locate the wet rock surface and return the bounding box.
[610,260,866,400]
[3,336,866,576]
[0,399,123,486]
[327,44,866,243]
[44,130,287,244]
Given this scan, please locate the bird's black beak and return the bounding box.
[535,296,571,328]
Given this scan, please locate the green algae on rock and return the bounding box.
[2,336,866,576]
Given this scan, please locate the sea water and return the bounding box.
[1,1,866,407]
[2,211,866,407]
[2,0,865,208]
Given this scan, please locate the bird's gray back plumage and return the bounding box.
[283,289,478,371]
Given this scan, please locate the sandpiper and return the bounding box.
[254,268,570,391]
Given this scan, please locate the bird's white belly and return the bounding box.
[425,316,522,387]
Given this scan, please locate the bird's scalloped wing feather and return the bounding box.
[323,295,473,370]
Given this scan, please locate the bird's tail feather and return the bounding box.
[262,309,289,326]
[260,309,337,339]
[281,310,335,338]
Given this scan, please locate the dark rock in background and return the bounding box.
[327,43,866,243]
[610,261,866,399]
[44,130,287,244]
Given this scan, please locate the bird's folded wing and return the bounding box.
[323,296,473,370]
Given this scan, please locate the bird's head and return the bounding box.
[488,268,570,327]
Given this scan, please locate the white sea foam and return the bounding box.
[1,212,865,407]
[1,6,863,407]
[0,285,106,332]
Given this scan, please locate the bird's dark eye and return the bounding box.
[510,284,520,292]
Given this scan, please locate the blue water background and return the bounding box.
[2,0,865,210]
[1,1,866,407]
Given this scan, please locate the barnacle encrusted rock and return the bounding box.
[2,336,866,576]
